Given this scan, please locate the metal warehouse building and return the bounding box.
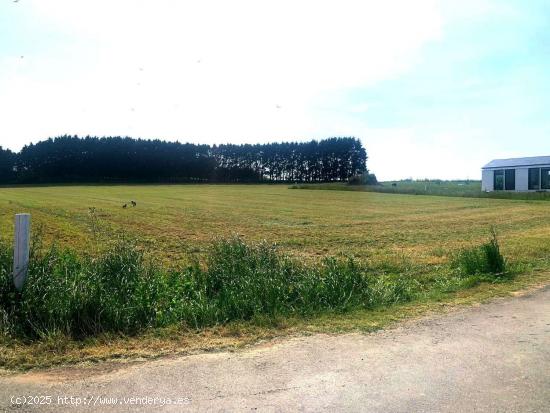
[482,156,550,192]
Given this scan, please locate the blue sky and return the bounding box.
[0,0,548,180]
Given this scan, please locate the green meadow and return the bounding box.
[1,184,549,269]
[1,184,550,370]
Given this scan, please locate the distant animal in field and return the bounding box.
[392,183,397,187]
[122,203,127,208]
[131,200,137,207]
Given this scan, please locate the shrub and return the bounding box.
[204,238,373,320]
[1,233,509,342]
[348,172,378,186]
[483,229,506,274]
[0,235,426,340]
[454,229,506,276]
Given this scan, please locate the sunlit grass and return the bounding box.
[1,184,550,270]
[1,184,549,370]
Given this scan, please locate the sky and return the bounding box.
[0,0,549,180]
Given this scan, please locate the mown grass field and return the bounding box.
[1,184,549,269]
[1,184,550,370]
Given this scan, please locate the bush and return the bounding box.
[0,232,509,341]
[349,172,378,186]
[202,238,394,321]
[0,236,421,340]
[454,229,506,276]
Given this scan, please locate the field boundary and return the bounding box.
[289,182,550,201]
[2,270,548,373]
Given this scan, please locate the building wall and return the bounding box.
[482,165,550,192]
[482,167,528,192]
[481,169,493,192]
[516,168,529,191]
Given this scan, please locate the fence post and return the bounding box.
[13,213,31,291]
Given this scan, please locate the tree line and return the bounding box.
[0,136,368,184]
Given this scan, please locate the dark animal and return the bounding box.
[131,200,137,207]
[392,183,397,187]
[122,204,127,208]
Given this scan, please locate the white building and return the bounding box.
[482,156,550,192]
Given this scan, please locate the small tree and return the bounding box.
[349,172,378,186]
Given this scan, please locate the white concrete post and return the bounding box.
[13,213,30,291]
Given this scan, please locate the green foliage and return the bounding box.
[291,180,550,201]
[0,146,16,184]
[348,173,378,185]
[0,239,14,336]
[0,236,424,340]
[454,229,506,276]
[3,136,367,184]
[0,232,512,341]
[205,239,376,321]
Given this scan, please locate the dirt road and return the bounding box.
[1,286,549,412]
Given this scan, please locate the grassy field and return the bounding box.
[2,184,550,370]
[291,180,550,200]
[1,184,549,269]
[380,180,486,197]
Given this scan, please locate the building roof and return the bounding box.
[482,156,550,169]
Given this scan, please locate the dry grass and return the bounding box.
[1,184,549,269]
[1,184,550,371]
